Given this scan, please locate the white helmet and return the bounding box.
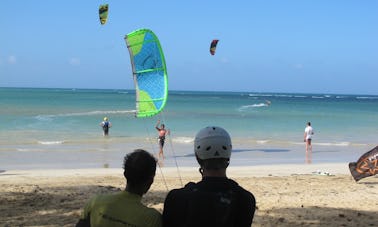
[194,126,232,160]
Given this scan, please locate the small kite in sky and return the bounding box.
[99,4,109,25]
[210,39,219,55]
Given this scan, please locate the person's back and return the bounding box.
[163,126,256,227]
[164,177,254,227]
[100,117,112,136]
[80,191,160,227]
[76,149,162,227]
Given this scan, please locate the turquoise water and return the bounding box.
[1,87,377,169]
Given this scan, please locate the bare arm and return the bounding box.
[304,132,307,142]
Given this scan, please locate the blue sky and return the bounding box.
[1,1,377,94]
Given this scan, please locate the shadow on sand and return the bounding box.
[0,184,377,226]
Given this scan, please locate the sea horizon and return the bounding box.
[2,86,378,96]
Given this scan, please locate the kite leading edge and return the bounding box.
[99,4,109,25]
[124,29,168,118]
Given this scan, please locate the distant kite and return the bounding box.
[99,4,109,25]
[210,39,219,55]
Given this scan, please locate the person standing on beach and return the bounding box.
[100,117,112,136]
[76,149,162,227]
[304,122,314,163]
[163,126,256,227]
[155,120,169,160]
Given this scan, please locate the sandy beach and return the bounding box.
[1,163,377,227]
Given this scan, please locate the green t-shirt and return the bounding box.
[80,191,162,227]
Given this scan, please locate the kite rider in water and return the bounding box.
[100,117,112,136]
[156,120,169,160]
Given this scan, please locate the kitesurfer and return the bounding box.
[304,122,314,163]
[155,120,169,160]
[100,117,112,136]
[162,126,256,227]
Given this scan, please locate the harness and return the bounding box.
[103,121,109,130]
[182,179,240,227]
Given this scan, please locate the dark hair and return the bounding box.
[123,149,157,185]
[307,122,311,126]
[196,157,230,170]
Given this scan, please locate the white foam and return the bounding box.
[38,141,64,145]
[17,148,38,152]
[256,140,269,144]
[289,141,358,147]
[36,110,136,118]
[35,115,53,121]
[356,96,378,100]
[275,94,293,98]
[172,137,193,144]
[313,142,350,146]
[248,94,273,97]
[238,103,268,111]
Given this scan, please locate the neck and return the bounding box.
[201,168,227,178]
[125,185,145,196]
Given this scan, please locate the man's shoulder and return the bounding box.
[236,184,255,201]
[144,205,163,217]
[170,179,249,193]
[167,178,254,197]
[167,182,195,194]
[226,178,254,195]
[89,191,121,203]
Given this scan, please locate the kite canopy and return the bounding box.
[99,4,109,25]
[124,29,168,118]
[349,146,378,181]
[210,39,219,55]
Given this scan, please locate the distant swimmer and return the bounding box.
[265,100,271,106]
[100,117,112,136]
[155,120,169,160]
[304,122,314,163]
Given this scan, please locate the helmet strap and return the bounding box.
[199,167,204,176]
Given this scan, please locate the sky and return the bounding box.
[1,1,377,95]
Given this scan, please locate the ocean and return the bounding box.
[1,87,377,170]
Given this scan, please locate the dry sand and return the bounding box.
[1,163,377,226]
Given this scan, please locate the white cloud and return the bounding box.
[220,57,229,63]
[293,63,304,69]
[8,55,17,64]
[69,57,81,66]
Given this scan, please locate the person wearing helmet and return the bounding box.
[163,126,256,227]
[100,117,112,136]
